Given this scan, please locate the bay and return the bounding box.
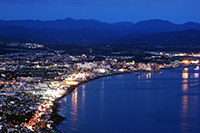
[57,66,200,133]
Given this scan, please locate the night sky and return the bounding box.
[0,0,200,23]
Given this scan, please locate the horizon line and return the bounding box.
[0,17,199,25]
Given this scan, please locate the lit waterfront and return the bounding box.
[58,67,200,133]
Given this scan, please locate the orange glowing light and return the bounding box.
[183,60,189,64]
[118,68,125,72]
[182,72,188,79]
[65,81,79,85]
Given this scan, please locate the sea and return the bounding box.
[57,66,200,133]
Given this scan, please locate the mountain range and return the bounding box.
[0,18,200,45]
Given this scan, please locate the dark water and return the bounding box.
[57,67,200,133]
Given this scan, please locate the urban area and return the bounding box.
[0,42,200,132]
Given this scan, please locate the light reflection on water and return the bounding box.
[182,83,188,92]
[71,89,78,122]
[64,97,67,102]
[180,67,189,129]
[146,72,151,79]
[194,66,199,70]
[179,66,200,133]
[180,95,188,127]
[82,85,85,108]
[182,68,188,93]
[100,79,104,113]
[182,68,188,79]
[58,67,200,133]
[194,73,199,78]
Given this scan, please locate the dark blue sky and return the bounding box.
[0,0,200,23]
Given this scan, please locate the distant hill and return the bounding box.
[100,29,200,45]
[0,25,199,45]
[0,26,136,43]
[0,18,200,45]
[0,18,200,33]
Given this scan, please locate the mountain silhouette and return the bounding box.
[0,18,200,45]
[0,18,200,32]
[101,29,200,45]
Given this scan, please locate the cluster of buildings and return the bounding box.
[1,48,200,132]
[0,92,41,132]
[0,76,67,132]
[6,43,44,49]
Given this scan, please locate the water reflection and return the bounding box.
[194,66,199,70]
[190,83,193,87]
[182,68,188,79]
[180,95,189,133]
[59,68,200,133]
[146,73,149,79]
[101,80,104,89]
[116,74,123,79]
[181,95,188,117]
[146,73,151,79]
[100,80,104,113]
[180,68,189,132]
[82,85,85,106]
[194,73,199,78]
[71,89,78,122]
[182,79,188,83]
[182,84,188,92]
[182,68,188,92]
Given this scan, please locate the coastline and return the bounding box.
[51,65,198,132]
[51,71,134,132]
